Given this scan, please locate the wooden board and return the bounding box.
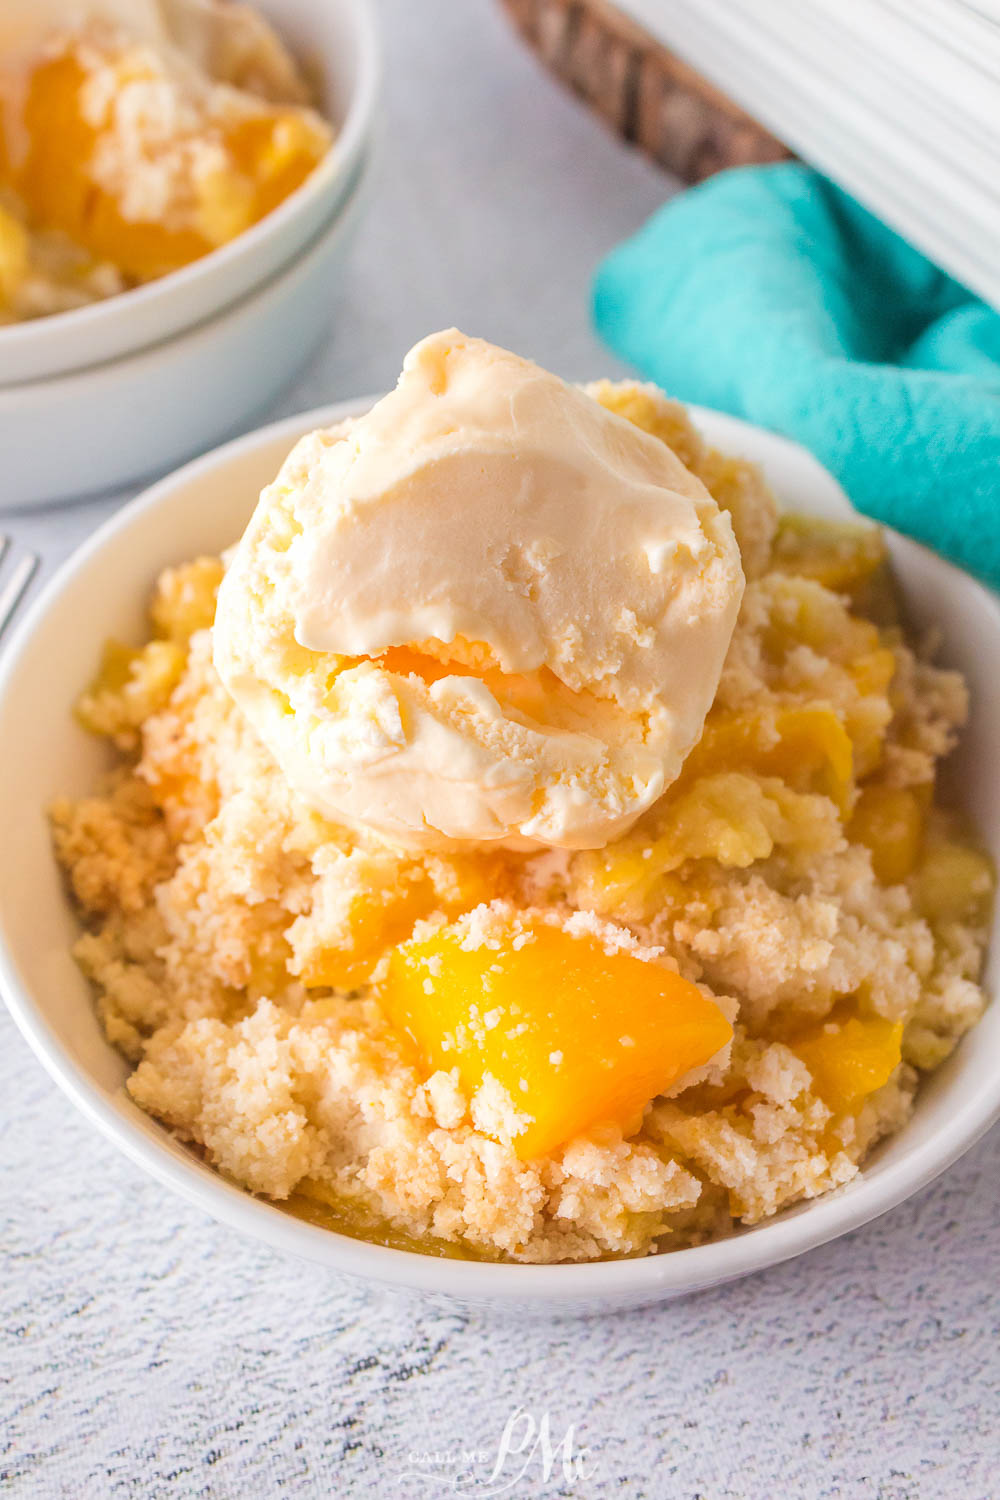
[499,0,791,182]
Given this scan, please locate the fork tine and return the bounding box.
[0,551,39,640]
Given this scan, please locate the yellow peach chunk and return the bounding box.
[572,849,700,924]
[580,774,836,916]
[298,847,508,992]
[379,912,733,1159]
[76,638,185,742]
[656,773,836,866]
[850,563,903,629]
[841,648,897,776]
[848,784,926,885]
[771,514,887,592]
[914,842,994,925]
[792,1014,902,1114]
[0,203,30,309]
[681,706,854,814]
[764,575,882,666]
[848,648,897,699]
[301,879,436,991]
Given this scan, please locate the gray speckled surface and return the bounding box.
[2,3,998,1496]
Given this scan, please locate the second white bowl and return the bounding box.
[0,0,379,386]
[0,163,369,509]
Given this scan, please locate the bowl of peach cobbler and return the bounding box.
[0,0,377,506]
[0,0,376,369]
[0,332,997,1311]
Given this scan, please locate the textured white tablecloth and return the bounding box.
[2,3,998,1496]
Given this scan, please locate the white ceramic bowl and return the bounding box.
[0,0,379,386]
[0,163,368,509]
[1,405,997,1314]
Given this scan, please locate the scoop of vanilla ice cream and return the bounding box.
[213,330,745,850]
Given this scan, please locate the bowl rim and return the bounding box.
[2,400,999,1304]
[0,0,380,360]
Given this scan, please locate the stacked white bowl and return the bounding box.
[0,0,379,509]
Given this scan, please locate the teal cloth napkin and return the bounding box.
[593,162,1000,589]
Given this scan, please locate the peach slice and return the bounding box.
[681,705,854,814]
[848,784,926,885]
[770,514,886,593]
[792,1013,902,1115]
[378,910,733,1159]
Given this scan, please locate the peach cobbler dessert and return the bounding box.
[52,332,994,1262]
[0,0,331,322]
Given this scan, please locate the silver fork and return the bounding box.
[0,535,40,642]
